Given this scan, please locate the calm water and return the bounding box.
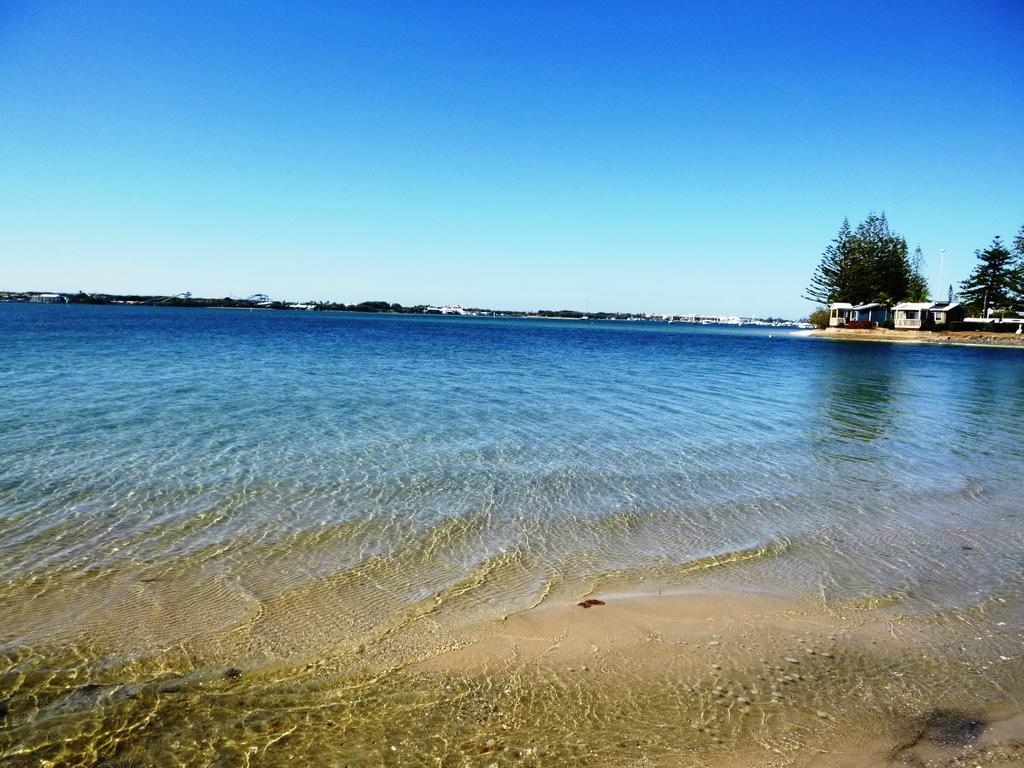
[2,303,1023,765]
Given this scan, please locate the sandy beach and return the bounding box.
[810,326,1024,349]
[6,574,1022,766]
[404,589,1024,767]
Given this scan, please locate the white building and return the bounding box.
[894,301,965,329]
[893,302,933,330]
[828,302,854,327]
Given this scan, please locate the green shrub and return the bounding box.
[808,307,829,329]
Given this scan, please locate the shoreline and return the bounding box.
[4,581,1019,765]
[809,326,1024,349]
[408,587,1024,766]
[3,578,1022,766]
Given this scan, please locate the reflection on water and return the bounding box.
[1,305,1023,765]
[816,342,900,446]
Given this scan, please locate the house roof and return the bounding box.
[852,303,886,310]
[829,302,854,309]
[891,301,963,312]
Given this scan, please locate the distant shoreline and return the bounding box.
[810,326,1024,350]
[0,290,808,327]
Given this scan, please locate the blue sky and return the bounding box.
[1,1,1021,317]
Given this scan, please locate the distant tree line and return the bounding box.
[46,293,651,320]
[314,300,427,313]
[806,214,1024,317]
[63,294,435,313]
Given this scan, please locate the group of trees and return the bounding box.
[804,212,928,307]
[807,214,1024,316]
[958,228,1024,316]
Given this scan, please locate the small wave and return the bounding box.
[674,536,792,575]
[581,536,794,594]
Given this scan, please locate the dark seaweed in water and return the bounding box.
[578,599,606,608]
[919,709,986,746]
[894,708,987,760]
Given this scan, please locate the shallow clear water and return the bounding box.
[2,304,1023,765]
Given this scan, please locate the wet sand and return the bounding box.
[410,589,1024,766]
[2,583,1023,766]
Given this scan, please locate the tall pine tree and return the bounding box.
[805,212,913,306]
[1012,223,1024,306]
[907,246,930,302]
[959,236,1017,316]
[804,218,860,304]
[853,212,910,305]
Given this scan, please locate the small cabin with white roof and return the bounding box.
[928,301,964,325]
[893,302,933,330]
[851,302,891,324]
[894,301,965,329]
[828,302,854,327]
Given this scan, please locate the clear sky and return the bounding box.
[1,1,1022,317]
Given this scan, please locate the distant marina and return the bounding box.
[0,290,813,328]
